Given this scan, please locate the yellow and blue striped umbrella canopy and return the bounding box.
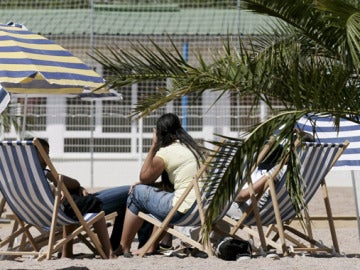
[0,23,106,94]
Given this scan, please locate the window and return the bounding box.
[174,93,203,132]
[18,97,47,131]
[230,93,260,132]
[64,138,131,153]
[102,86,131,133]
[137,80,167,133]
[66,97,92,131]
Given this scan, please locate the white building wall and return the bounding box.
[51,159,356,188]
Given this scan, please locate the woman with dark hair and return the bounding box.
[115,113,204,257]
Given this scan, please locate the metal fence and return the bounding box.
[0,1,278,187]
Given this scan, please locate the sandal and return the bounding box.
[113,247,123,257]
[123,252,133,258]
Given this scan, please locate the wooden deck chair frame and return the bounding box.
[222,140,349,256]
[137,136,276,257]
[0,196,11,224]
[0,138,107,260]
[1,211,117,258]
[264,140,350,255]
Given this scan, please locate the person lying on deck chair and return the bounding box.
[226,129,315,220]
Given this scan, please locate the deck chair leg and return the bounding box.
[0,221,25,250]
[268,178,288,255]
[46,190,62,259]
[14,216,40,252]
[304,208,314,250]
[253,205,267,253]
[248,176,268,254]
[0,197,6,218]
[321,181,339,253]
[77,233,99,255]
[8,218,19,250]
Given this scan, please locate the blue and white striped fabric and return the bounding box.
[167,140,245,227]
[297,116,360,170]
[0,140,88,228]
[0,86,10,114]
[0,23,106,94]
[243,142,347,226]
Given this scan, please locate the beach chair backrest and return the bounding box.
[0,140,75,228]
[175,139,249,226]
[243,141,348,226]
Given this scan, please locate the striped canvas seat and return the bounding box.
[172,140,241,227]
[297,115,360,239]
[297,116,360,169]
[138,138,274,257]
[223,140,349,255]
[244,142,347,226]
[0,139,107,260]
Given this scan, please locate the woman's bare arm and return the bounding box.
[139,129,165,184]
[235,174,269,202]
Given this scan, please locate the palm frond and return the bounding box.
[315,0,360,68]
[90,0,360,245]
[242,0,360,68]
[92,37,189,87]
[201,108,360,242]
[94,36,263,118]
[201,111,307,239]
[347,13,360,68]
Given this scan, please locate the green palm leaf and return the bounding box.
[92,0,360,245]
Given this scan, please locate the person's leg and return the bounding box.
[132,226,161,255]
[93,185,155,251]
[93,186,130,250]
[137,224,172,251]
[117,209,144,255]
[159,231,173,248]
[92,217,113,259]
[121,185,184,256]
[137,221,153,248]
[62,224,77,258]
[110,210,125,250]
[93,186,130,215]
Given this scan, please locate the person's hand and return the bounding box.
[151,128,158,147]
[60,191,65,202]
[129,181,141,194]
[80,186,89,196]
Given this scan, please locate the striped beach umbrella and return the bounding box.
[296,115,360,169]
[0,22,106,94]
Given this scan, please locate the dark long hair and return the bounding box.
[154,113,204,166]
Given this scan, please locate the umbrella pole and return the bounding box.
[20,95,28,139]
[90,100,95,188]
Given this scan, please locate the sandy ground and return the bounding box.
[0,187,359,270]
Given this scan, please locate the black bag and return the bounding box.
[215,237,252,261]
[63,193,103,220]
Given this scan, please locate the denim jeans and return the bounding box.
[127,184,184,223]
[93,185,129,216]
[93,185,153,250]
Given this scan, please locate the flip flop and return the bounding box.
[123,252,133,258]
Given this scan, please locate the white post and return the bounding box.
[351,170,360,240]
[138,118,143,171]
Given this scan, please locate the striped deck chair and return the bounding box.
[0,138,107,260]
[223,141,349,255]
[137,137,275,257]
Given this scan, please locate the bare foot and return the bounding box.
[109,251,118,259]
[112,246,123,257]
[132,247,155,256]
